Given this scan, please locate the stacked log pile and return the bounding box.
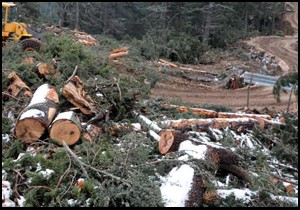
[73,30,97,46]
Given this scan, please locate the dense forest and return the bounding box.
[16,2,287,63]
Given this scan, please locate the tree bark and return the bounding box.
[158,58,178,68]
[111,47,129,53]
[109,51,128,59]
[49,111,81,145]
[159,117,263,131]
[15,84,59,143]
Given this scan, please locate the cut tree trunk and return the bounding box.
[111,47,129,53]
[36,63,58,77]
[6,71,32,98]
[159,118,263,130]
[177,106,218,118]
[49,111,81,145]
[158,58,178,68]
[14,84,59,143]
[109,51,128,59]
[62,76,97,115]
[217,112,272,120]
[158,129,188,154]
[133,111,162,133]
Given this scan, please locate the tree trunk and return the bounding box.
[217,112,271,120]
[109,51,128,59]
[159,117,264,130]
[133,111,162,133]
[158,58,178,68]
[49,111,81,145]
[15,84,59,143]
[176,106,218,118]
[62,76,97,115]
[75,2,80,30]
[244,3,248,36]
[111,47,129,53]
[203,2,213,46]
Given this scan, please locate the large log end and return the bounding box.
[15,118,46,143]
[159,129,175,154]
[50,120,81,145]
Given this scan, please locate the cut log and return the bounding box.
[14,84,59,143]
[109,51,128,59]
[177,106,218,118]
[219,163,251,184]
[111,47,129,53]
[132,111,162,133]
[159,118,263,130]
[49,111,81,145]
[62,76,97,115]
[158,129,188,154]
[6,71,32,98]
[36,63,58,77]
[217,112,272,120]
[158,58,178,68]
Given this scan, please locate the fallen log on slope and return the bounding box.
[159,118,264,131]
[177,106,218,118]
[62,76,97,115]
[132,111,162,133]
[217,112,272,120]
[6,71,32,98]
[158,58,178,68]
[49,111,81,145]
[109,51,128,59]
[14,84,59,143]
[111,47,129,54]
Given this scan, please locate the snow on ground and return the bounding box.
[17,196,26,207]
[2,134,11,142]
[178,140,208,160]
[160,164,195,207]
[39,169,55,180]
[2,181,16,207]
[270,195,298,206]
[217,188,257,204]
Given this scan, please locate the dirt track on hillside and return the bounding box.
[151,2,298,113]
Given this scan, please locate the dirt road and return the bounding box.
[151,2,298,113]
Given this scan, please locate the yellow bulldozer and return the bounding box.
[2,2,42,51]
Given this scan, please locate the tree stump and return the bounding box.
[49,111,81,145]
[15,84,59,143]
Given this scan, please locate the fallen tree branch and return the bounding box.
[65,65,78,84]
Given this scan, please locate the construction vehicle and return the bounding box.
[2,2,42,51]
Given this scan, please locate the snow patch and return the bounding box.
[270,195,298,206]
[178,140,207,160]
[217,188,257,203]
[28,84,51,106]
[2,134,11,142]
[19,109,45,120]
[160,164,194,207]
[39,169,55,180]
[17,196,26,207]
[67,199,77,207]
[131,123,141,131]
[52,111,74,123]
